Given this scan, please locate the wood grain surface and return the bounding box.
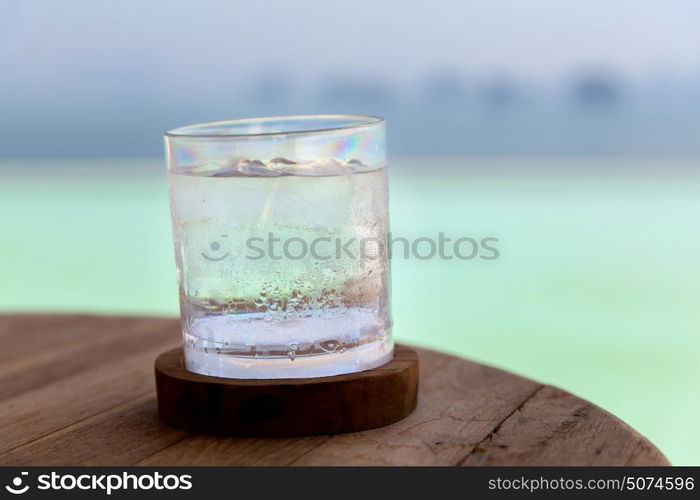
[0,314,669,466]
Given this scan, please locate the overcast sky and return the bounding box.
[1,0,699,90]
[2,0,699,158]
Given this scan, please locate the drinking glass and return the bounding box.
[165,115,392,379]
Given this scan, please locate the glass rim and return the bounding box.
[165,114,384,139]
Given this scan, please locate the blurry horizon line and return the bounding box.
[2,67,700,158]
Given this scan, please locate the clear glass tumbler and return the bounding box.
[165,115,392,379]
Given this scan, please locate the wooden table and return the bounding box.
[0,315,669,466]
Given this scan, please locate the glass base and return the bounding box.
[183,338,394,379]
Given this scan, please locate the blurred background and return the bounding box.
[1,0,699,463]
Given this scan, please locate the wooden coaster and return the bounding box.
[155,345,419,437]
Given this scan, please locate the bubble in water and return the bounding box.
[287,342,299,361]
[319,339,339,352]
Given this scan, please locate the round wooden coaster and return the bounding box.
[155,345,419,437]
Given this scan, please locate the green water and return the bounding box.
[1,157,699,464]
